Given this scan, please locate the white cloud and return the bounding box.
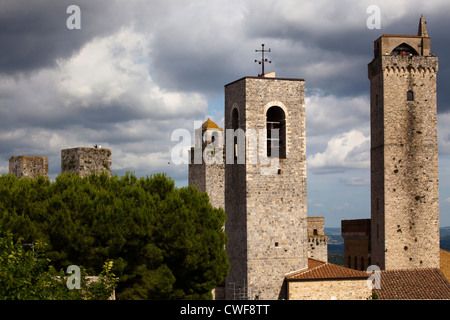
[307,129,370,173]
[438,111,450,155]
[342,177,370,186]
[0,27,209,179]
[55,27,207,119]
[306,92,369,136]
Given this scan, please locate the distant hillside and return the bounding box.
[325,228,344,265]
[441,226,450,251]
[325,227,450,266]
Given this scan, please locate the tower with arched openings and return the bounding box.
[368,16,440,270]
[223,74,307,299]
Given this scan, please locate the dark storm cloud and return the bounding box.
[0,0,125,74]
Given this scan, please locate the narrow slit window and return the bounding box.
[407,90,414,101]
[232,108,239,162]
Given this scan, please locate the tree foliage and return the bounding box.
[0,172,229,299]
[0,233,118,300]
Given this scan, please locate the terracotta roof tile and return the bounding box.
[286,258,369,281]
[373,268,450,300]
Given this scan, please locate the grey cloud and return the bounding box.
[0,0,126,75]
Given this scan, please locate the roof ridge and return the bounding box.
[307,259,328,273]
[381,267,442,272]
[286,258,370,280]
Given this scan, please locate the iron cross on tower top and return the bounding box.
[255,44,271,77]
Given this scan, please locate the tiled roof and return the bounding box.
[286,258,369,281]
[373,268,450,300]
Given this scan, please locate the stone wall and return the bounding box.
[189,147,225,209]
[342,219,371,270]
[288,279,372,300]
[224,77,248,299]
[307,236,328,262]
[9,156,48,179]
[61,147,112,177]
[369,50,440,269]
[307,217,328,262]
[224,76,308,300]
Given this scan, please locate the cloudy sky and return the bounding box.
[1,0,450,227]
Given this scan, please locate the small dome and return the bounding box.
[201,118,221,130]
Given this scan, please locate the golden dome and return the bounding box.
[201,118,222,130]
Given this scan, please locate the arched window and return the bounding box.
[348,255,351,268]
[354,256,358,270]
[313,229,318,236]
[232,108,239,130]
[361,257,365,271]
[407,90,414,101]
[266,106,286,158]
[390,43,419,56]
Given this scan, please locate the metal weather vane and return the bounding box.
[255,44,271,77]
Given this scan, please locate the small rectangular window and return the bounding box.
[407,90,414,101]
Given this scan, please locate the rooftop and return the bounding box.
[373,268,450,299]
[286,256,450,299]
[286,258,369,281]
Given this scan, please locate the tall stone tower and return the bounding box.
[188,118,225,209]
[368,17,440,270]
[224,75,308,300]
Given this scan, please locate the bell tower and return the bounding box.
[368,17,440,270]
[224,74,308,299]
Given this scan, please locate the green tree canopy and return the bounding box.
[0,172,229,299]
[0,233,117,300]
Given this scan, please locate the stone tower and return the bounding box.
[61,147,112,177]
[9,156,48,179]
[188,118,225,209]
[224,75,308,300]
[368,17,440,270]
[307,216,328,262]
[341,219,371,271]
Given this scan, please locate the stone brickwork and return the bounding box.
[368,20,440,270]
[189,149,225,209]
[9,156,48,179]
[288,279,372,300]
[189,120,225,209]
[341,219,371,271]
[307,217,328,262]
[224,76,308,300]
[61,147,112,177]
